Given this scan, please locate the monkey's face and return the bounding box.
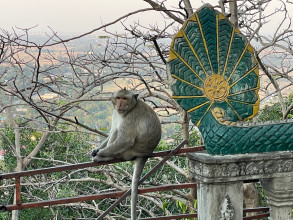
[115,96,129,114]
[111,89,138,115]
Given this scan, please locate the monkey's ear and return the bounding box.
[134,94,139,100]
[110,96,116,104]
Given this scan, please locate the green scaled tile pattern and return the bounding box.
[168,4,293,155]
[199,112,293,155]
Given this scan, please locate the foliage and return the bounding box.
[0,129,94,220]
[1,128,92,172]
[258,93,293,121]
[170,125,201,147]
[256,183,268,207]
[0,123,200,219]
[175,199,197,219]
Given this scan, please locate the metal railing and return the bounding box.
[0,141,269,219]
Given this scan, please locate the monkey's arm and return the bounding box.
[91,129,119,157]
[97,130,135,158]
[91,137,109,157]
[100,137,109,148]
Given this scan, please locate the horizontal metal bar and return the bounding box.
[243,213,270,219]
[0,146,205,180]
[3,183,197,211]
[244,207,269,213]
[139,207,270,220]
[243,207,270,220]
[243,179,260,183]
[138,183,197,194]
[140,211,270,220]
[139,213,198,220]
[4,191,125,211]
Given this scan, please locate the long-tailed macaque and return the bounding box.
[92,88,162,220]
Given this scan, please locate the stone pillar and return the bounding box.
[187,151,293,220]
[261,177,293,220]
[197,181,243,219]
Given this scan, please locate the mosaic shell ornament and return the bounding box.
[169,4,293,155]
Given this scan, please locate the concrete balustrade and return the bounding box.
[188,151,293,220]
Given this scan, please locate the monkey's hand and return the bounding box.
[93,155,100,162]
[93,154,114,162]
[91,148,100,157]
[93,148,116,162]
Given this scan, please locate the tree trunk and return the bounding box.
[229,0,238,26]
[11,166,22,220]
[182,0,193,18]
[181,110,197,205]
[181,111,190,147]
[11,125,22,220]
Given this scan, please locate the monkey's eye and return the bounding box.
[116,97,127,100]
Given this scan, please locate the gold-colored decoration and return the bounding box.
[204,74,229,101]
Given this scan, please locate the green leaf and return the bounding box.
[99,127,108,132]
[194,199,197,209]
[162,201,168,213]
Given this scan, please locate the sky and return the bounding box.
[0,0,292,35]
[0,0,165,34]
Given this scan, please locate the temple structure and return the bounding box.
[168,4,293,219]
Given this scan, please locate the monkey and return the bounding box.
[92,88,162,220]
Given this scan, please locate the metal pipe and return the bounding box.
[0,145,205,180]
[3,182,196,211]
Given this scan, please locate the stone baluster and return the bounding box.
[261,177,293,220]
[188,151,293,220]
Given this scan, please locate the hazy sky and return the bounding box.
[0,0,291,34]
[0,0,167,33]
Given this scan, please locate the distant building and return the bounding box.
[41,93,58,100]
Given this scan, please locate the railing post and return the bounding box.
[188,151,293,220]
[15,177,21,205]
[261,176,293,220]
[197,181,243,219]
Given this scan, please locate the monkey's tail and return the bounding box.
[131,157,148,220]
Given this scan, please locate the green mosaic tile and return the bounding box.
[169,4,293,155]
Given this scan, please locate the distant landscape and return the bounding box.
[0,32,292,140]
